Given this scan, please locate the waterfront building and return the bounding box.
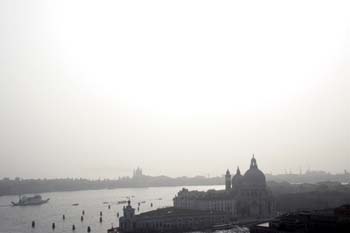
[173,156,276,219]
[118,200,230,233]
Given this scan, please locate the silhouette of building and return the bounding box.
[133,167,143,178]
[118,200,230,233]
[173,155,276,219]
[250,204,350,233]
[114,156,275,233]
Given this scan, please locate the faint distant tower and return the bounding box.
[133,167,143,178]
[225,169,231,191]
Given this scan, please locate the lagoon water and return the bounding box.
[0,185,248,233]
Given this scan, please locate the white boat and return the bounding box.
[11,195,49,206]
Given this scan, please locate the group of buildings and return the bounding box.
[174,155,275,218]
[116,156,276,232]
[118,201,230,233]
[250,204,350,233]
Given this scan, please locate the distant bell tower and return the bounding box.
[225,169,231,191]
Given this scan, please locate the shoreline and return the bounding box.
[0,184,225,198]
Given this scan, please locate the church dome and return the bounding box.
[243,155,266,187]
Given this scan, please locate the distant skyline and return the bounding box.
[1,165,349,180]
[1,1,349,179]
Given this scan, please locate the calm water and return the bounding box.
[0,185,249,233]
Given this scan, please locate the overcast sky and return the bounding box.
[0,0,349,179]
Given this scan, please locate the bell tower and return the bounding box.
[225,169,231,191]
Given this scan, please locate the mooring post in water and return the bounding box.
[87,226,91,232]
[72,224,76,231]
[52,222,55,230]
[31,221,35,228]
[108,205,111,209]
[63,214,65,220]
[82,210,85,215]
[100,211,102,216]
[99,216,102,223]
[81,215,84,221]
[117,212,119,217]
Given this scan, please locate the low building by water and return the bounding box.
[117,200,230,232]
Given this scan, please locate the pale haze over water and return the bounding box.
[0,0,349,179]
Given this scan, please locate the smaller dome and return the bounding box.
[232,167,244,188]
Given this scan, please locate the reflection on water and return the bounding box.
[0,185,251,233]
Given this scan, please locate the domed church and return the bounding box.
[174,155,275,219]
[228,155,267,190]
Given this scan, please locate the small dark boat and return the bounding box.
[72,203,79,206]
[107,227,118,233]
[117,200,128,204]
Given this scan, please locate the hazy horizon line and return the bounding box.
[2,168,348,181]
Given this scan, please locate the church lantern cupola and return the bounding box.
[250,154,258,168]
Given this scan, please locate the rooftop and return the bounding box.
[176,188,236,200]
[136,207,227,219]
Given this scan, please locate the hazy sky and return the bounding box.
[0,0,349,179]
